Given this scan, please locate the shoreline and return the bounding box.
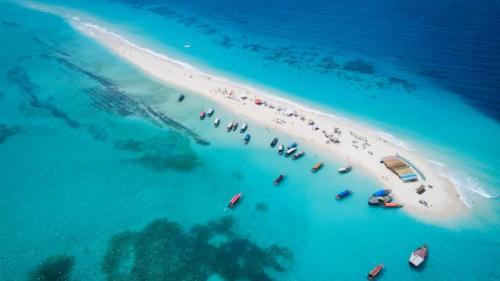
[32,3,468,222]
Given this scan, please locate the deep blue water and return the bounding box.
[1,1,499,281]
[112,0,500,121]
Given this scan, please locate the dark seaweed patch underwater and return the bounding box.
[102,216,292,281]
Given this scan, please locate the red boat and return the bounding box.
[227,193,242,208]
[199,111,206,120]
[367,264,383,280]
[255,99,264,105]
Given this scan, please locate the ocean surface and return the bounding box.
[0,0,499,280]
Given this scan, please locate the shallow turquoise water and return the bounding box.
[0,1,499,281]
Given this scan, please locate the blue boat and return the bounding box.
[287,142,297,149]
[336,190,351,200]
[244,133,251,144]
[372,189,391,197]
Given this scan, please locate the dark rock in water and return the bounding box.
[86,125,108,141]
[255,202,269,213]
[7,67,79,128]
[388,77,416,91]
[29,255,75,281]
[0,124,23,144]
[342,59,375,74]
[216,36,235,48]
[48,56,209,146]
[117,135,200,171]
[2,20,21,28]
[102,216,292,281]
[317,56,340,72]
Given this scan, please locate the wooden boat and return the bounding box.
[274,174,285,186]
[214,118,220,127]
[240,123,248,133]
[311,162,323,172]
[278,144,284,155]
[227,193,242,208]
[287,142,297,150]
[270,137,278,147]
[338,165,352,174]
[336,190,351,200]
[409,245,428,267]
[372,189,391,197]
[226,121,234,132]
[367,264,383,280]
[207,107,214,117]
[177,94,185,102]
[383,202,403,208]
[244,133,251,144]
[285,147,297,157]
[199,111,206,120]
[292,151,305,160]
[232,122,238,131]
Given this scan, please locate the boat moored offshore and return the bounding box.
[214,118,220,127]
[287,142,297,150]
[226,121,234,132]
[199,111,206,120]
[278,144,284,155]
[367,264,383,280]
[240,123,248,133]
[338,165,352,174]
[292,151,305,160]
[244,133,251,144]
[207,107,214,117]
[409,245,428,267]
[274,174,285,186]
[285,147,297,156]
[227,193,242,208]
[232,122,238,131]
[336,190,351,200]
[177,94,185,102]
[372,189,392,197]
[270,137,278,147]
[311,162,323,172]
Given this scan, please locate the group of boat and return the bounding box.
[198,106,251,144]
[367,245,428,279]
[368,189,403,208]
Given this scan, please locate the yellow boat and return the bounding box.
[311,162,323,173]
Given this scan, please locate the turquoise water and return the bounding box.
[0,1,499,281]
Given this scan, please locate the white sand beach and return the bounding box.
[66,17,467,222]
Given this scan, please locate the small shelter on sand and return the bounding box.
[381,156,418,182]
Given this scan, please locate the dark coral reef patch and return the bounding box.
[29,254,75,281]
[102,216,292,281]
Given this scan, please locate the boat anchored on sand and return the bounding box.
[372,189,392,197]
[368,195,392,206]
[311,162,323,173]
[227,193,242,209]
[409,245,428,267]
[367,264,383,280]
[383,202,403,208]
[274,174,285,186]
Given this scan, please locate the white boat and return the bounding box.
[226,121,234,132]
[285,147,297,156]
[240,123,248,133]
[409,245,428,267]
[278,144,284,155]
[214,118,220,127]
[232,122,238,131]
[207,107,214,117]
[338,165,352,174]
